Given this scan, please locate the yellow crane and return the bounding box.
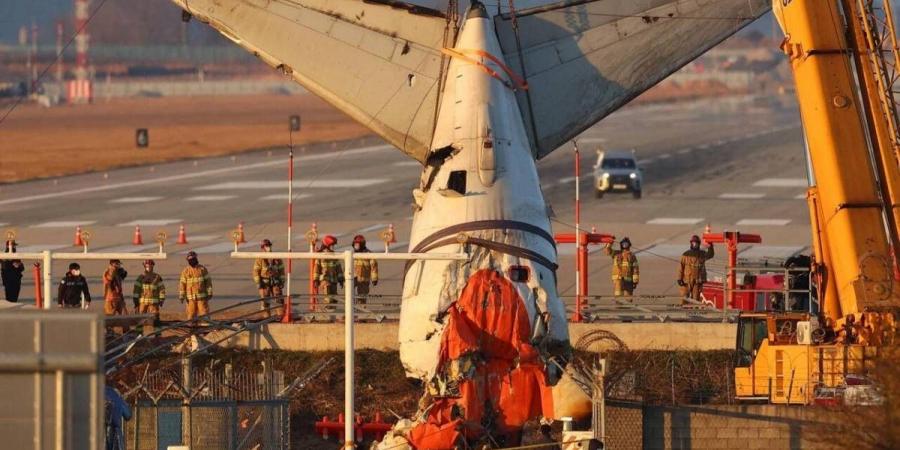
[734,0,900,404]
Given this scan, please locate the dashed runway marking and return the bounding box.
[677,148,693,154]
[117,219,182,227]
[736,219,792,226]
[32,221,96,228]
[185,195,237,202]
[392,161,422,167]
[646,218,704,225]
[637,159,654,165]
[108,197,163,204]
[794,193,807,200]
[259,194,313,201]
[753,178,807,188]
[187,242,256,254]
[17,244,69,252]
[719,193,766,199]
[196,179,389,190]
[658,153,671,159]
[739,245,806,259]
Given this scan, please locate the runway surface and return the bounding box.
[1,94,810,316]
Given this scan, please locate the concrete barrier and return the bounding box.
[216,321,736,352]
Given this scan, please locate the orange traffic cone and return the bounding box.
[74,226,84,246]
[133,225,144,245]
[177,224,188,244]
[236,222,247,244]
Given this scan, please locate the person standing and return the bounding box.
[133,259,166,323]
[314,235,343,311]
[604,237,639,298]
[677,235,715,304]
[1,240,24,302]
[179,251,213,321]
[104,386,132,450]
[58,262,91,309]
[352,235,378,304]
[252,239,285,316]
[102,260,128,315]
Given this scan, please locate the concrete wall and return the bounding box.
[217,322,736,352]
[605,402,838,450]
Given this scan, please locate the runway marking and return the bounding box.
[186,242,256,254]
[753,178,807,188]
[576,137,607,144]
[739,245,806,259]
[677,148,693,154]
[96,244,160,253]
[0,144,394,206]
[657,153,671,159]
[184,234,219,242]
[196,179,389,190]
[719,193,766,199]
[646,218,704,225]
[638,244,688,258]
[736,219,792,226]
[17,244,69,252]
[558,176,575,184]
[637,159,654,165]
[260,194,313,201]
[32,220,97,228]
[0,222,8,227]
[117,219,182,227]
[185,195,237,202]
[108,196,163,204]
[794,193,807,200]
[392,161,422,167]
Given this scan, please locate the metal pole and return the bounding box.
[42,251,52,310]
[343,250,355,448]
[286,129,294,322]
[573,141,582,322]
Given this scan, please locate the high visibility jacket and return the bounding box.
[252,258,285,287]
[102,267,128,301]
[605,245,639,283]
[678,245,715,283]
[314,250,344,283]
[179,265,213,301]
[353,249,378,283]
[134,271,166,305]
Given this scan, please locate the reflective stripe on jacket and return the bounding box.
[314,250,343,283]
[252,258,285,287]
[605,245,639,283]
[179,265,212,301]
[134,272,166,305]
[353,250,378,282]
[678,246,715,283]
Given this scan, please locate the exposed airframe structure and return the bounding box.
[167,0,768,447]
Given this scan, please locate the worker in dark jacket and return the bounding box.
[1,240,24,302]
[58,262,91,308]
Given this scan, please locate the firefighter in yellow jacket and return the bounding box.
[604,237,639,298]
[352,235,378,304]
[314,235,343,311]
[253,239,285,316]
[677,235,715,304]
[179,251,213,320]
[133,259,166,323]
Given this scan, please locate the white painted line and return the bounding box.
[638,244,689,258]
[658,153,671,159]
[260,193,313,201]
[739,245,806,259]
[196,179,389,190]
[558,176,576,185]
[0,222,10,227]
[736,219,792,226]
[719,193,766,199]
[108,196,163,204]
[185,195,237,202]
[646,218,704,225]
[637,159,654,165]
[186,242,256,254]
[117,219,182,227]
[794,193,807,200]
[17,244,69,252]
[32,221,97,228]
[0,144,394,206]
[753,178,808,188]
[576,137,607,144]
[697,144,711,150]
[96,244,160,253]
[392,161,422,167]
[677,148,692,154]
[183,234,219,242]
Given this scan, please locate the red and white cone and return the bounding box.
[133,225,144,245]
[177,224,189,245]
[74,225,84,246]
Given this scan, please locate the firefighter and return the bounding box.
[253,239,285,316]
[179,251,213,321]
[1,240,24,302]
[58,262,91,309]
[677,235,715,304]
[314,235,343,311]
[352,235,378,304]
[604,237,639,298]
[133,259,165,323]
[102,259,128,315]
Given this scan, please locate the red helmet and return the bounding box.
[143,259,155,266]
[261,238,273,249]
[322,235,337,247]
[352,235,366,245]
[690,235,701,244]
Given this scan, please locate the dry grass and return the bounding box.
[0,94,370,183]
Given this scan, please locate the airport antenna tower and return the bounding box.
[70,0,92,103]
